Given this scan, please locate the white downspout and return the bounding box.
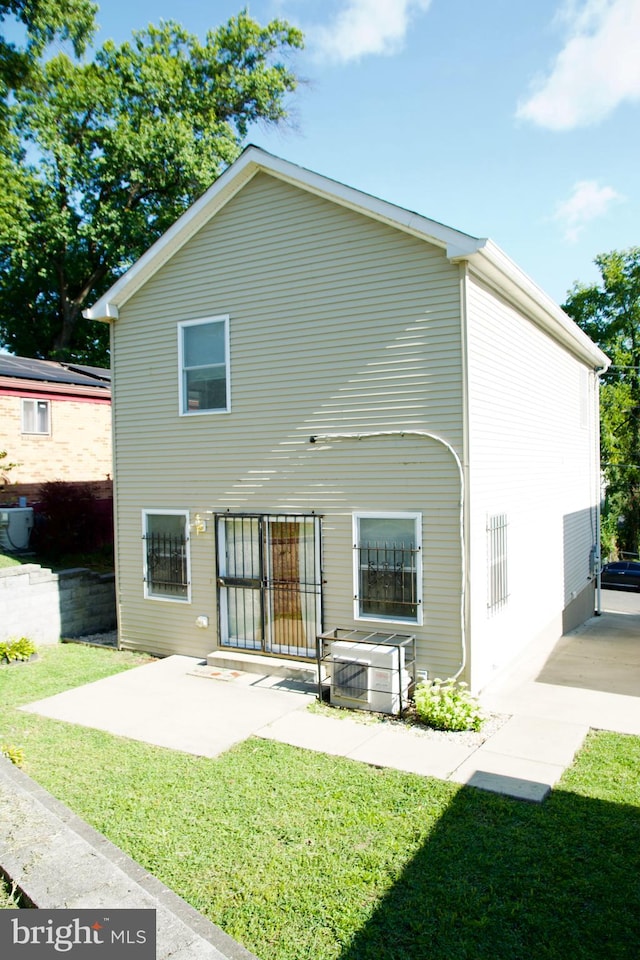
[594,365,607,615]
[308,430,468,681]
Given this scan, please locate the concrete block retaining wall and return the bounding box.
[0,564,116,645]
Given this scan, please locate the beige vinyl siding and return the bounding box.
[111,172,465,672]
[465,272,598,689]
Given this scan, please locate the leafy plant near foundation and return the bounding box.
[0,637,37,662]
[414,677,485,732]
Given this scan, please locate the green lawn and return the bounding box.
[0,545,114,573]
[0,551,22,569]
[2,645,639,958]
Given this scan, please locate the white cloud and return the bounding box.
[517,0,640,129]
[311,0,432,64]
[553,179,624,241]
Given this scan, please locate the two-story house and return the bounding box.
[84,147,608,693]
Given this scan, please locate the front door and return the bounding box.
[217,514,321,659]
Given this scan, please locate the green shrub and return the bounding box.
[32,480,100,555]
[1,743,24,767]
[0,637,37,662]
[414,677,485,732]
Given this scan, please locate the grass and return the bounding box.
[1,645,640,958]
[0,545,114,574]
[0,879,24,909]
[0,551,22,569]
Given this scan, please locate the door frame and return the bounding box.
[215,513,322,659]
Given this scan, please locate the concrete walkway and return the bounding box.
[18,589,640,803]
[20,655,563,801]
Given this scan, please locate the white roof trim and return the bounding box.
[83,146,483,322]
[461,240,609,369]
[83,145,609,370]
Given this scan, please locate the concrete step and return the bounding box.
[206,650,320,683]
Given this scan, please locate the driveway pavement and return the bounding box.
[481,588,640,734]
[21,589,640,803]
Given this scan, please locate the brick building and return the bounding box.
[0,355,111,485]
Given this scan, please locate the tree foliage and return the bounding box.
[0,11,303,364]
[0,0,96,128]
[563,248,640,557]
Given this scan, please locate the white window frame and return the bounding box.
[353,511,423,626]
[142,509,191,603]
[21,398,50,435]
[178,315,230,416]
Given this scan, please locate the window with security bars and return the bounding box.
[354,513,422,624]
[487,513,508,614]
[143,511,190,601]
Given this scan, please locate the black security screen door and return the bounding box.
[216,515,322,659]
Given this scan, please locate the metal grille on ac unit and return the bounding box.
[330,640,410,715]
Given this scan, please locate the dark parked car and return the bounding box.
[600,561,640,591]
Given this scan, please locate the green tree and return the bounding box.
[563,248,640,558]
[0,12,303,364]
[0,0,96,127]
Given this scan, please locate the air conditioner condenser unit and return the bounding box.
[0,507,34,551]
[330,640,410,715]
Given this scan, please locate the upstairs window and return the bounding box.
[353,513,422,624]
[22,399,50,435]
[179,316,230,415]
[143,510,190,601]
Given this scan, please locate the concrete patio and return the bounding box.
[20,588,640,803]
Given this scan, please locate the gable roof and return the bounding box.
[0,354,110,389]
[84,146,609,371]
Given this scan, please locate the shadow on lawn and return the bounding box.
[339,784,640,960]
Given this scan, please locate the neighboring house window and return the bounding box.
[487,513,508,614]
[21,398,50,435]
[178,315,230,415]
[353,513,422,624]
[143,510,190,601]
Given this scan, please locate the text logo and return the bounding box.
[0,909,156,957]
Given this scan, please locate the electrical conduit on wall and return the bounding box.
[308,430,467,681]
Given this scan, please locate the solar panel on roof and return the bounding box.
[0,355,109,387]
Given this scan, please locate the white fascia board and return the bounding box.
[83,146,484,321]
[460,239,610,371]
[83,150,262,321]
[258,150,484,255]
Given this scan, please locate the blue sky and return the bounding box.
[22,1,640,302]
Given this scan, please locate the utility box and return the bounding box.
[0,507,34,551]
[317,628,416,716]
